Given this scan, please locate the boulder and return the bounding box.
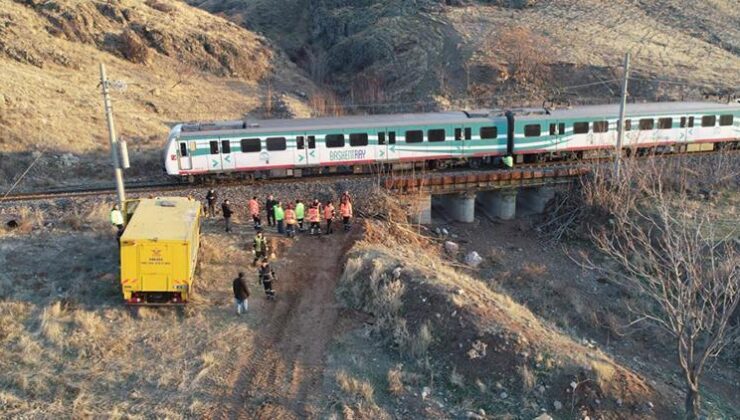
[465,251,483,267]
[444,241,459,255]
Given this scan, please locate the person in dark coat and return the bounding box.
[206,189,218,218]
[265,194,277,227]
[232,272,250,315]
[222,199,234,233]
[259,258,276,300]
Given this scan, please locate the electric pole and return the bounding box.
[615,52,630,180]
[99,63,126,208]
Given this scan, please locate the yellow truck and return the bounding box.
[119,197,201,305]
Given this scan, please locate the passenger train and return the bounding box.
[164,102,740,179]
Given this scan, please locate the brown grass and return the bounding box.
[521,262,547,279]
[118,30,150,64]
[387,366,404,395]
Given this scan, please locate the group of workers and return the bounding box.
[206,189,354,238]
[219,189,354,316]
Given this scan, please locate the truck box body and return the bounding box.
[120,197,201,304]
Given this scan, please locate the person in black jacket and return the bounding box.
[222,199,234,233]
[206,189,218,218]
[232,272,250,315]
[265,194,277,227]
[259,258,276,300]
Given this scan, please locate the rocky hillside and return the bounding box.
[189,0,740,109]
[0,0,317,155]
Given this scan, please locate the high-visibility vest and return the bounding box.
[308,206,320,222]
[340,202,353,218]
[503,155,514,168]
[274,206,285,221]
[253,237,267,252]
[248,199,259,216]
[285,209,297,225]
[110,209,124,226]
[295,203,305,219]
[324,205,335,220]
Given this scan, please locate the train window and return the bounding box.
[179,143,188,157]
[388,131,396,144]
[378,132,386,145]
[405,130,423,143]
[266,137,287,151]
[639,119,654,130]
[296,136,305,150]
[325,134,345,148]
[455,128,462,140]
[558,123,565,135]
[308,136,316,149]
[428,129,446,142]
[480,126,498,139]
[549,123,556,136]
[573,122,589,134]
[680,117,687,128]
[240,138,260,152]
[701,115,716,127]
[221,140,231,154]
[209,141,219,154]
[464,127,472,140]
[624,120,632,131]
[524,124,541,137]
[657,118,672,129]
[593,121,609,133]
[688,117,694,128]
[350,133,369,147]
[719,115,733,126]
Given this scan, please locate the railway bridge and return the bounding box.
[384,164,591,223]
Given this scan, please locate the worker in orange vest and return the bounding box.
[323,200,336,234]
[308,201,321,236]
[340,198,353,232]
[248,196,261,230]
[284,204,297,238]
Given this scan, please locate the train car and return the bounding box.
[163,102,740,179]
[512,102,740,162]
[119,197,201,305]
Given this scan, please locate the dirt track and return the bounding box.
[215,226,360,419]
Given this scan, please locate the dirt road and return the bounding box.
[216,226,360,419]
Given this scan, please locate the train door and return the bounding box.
[305,134,319,166]
[220,139,236,170]
[177,141,192,170]
[549,122,565,152]
[453,126,470,157]
[208,140,222,170]
[375,130,389,161]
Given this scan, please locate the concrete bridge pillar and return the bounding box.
[406,193,432,224]
[447,192,476,223]
[478,189,517,220]
[518,186,555,214]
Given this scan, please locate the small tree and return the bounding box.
[580,159,739,419]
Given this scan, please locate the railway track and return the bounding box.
[1,149,736,203]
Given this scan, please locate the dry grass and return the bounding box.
[521,262,547,279]
[387,366,404,395]
[518,365,536,391]
[0,224,255,417]
[336,370,375,403]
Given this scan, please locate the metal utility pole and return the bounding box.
[99,63,126,208]
[615,52,630,180]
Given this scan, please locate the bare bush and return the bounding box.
[118,30,150,64]
[309,91,344,117]
[145,0,175,13]
[387,366,404,395]
[577,156,740,419]
[473,25,551,87]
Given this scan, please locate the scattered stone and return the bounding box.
[647,401,654,409]
[570,381,578,390]
[534,414,553,420]
[464,251,483,268]
[467,340,487,359]
[478,408,486,416]
[465,412,484,420]
[422,386,431,400]
[60,153,80,166]
[500,391,508,399]
[434,227,441,235]
[441,228,449,236]
[392,267,402,279]
[616,398,623,406]
[444,241,459,255]
[553,401,563,411]
[537,385,546,394]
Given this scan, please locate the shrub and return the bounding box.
[118,30,150,64]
